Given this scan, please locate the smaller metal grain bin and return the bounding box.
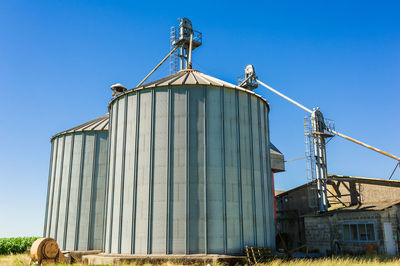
[43,114,109,251]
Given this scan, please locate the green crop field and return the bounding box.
[0,237,38,255]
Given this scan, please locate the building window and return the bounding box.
[342,223,376,242]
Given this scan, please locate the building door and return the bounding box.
[384,222,396,255]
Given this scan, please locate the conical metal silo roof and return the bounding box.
[139,69,240,89]
[51,114,109,141]
[110,69,270,109]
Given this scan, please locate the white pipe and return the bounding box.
[188,33,193,69]
[256,79,313,114]
[137,46,179,87]
[327,128,400,161]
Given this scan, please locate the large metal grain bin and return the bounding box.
[43,115,109,251]
[104,69,275,255]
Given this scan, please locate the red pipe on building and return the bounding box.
[272,171,276,219]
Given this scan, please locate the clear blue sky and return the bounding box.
[0,1,399,237]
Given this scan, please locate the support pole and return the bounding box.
[187,33,193,69]
[137,46,179,87]
[389,162,399,180]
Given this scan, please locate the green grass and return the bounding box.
[0,237,39,255]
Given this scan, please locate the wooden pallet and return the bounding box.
[245,246,272,264]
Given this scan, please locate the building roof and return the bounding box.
[329,200,400,212]
[270,143,283,156]
[328,174,400,187]
[51,114,109,141]
[275,182,310,198]
[276,174,400,198]
[275,190,286,196]
[303,200,400,217]
[109,69,270,110]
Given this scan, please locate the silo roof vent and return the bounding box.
[110,83,127,97]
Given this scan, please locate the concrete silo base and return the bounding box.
[63,250,102,263]
[82,253,247,265]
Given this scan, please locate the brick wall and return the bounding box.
[304,210,394,254]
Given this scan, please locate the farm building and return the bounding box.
[276,175,400,255]
[43,69,286,256]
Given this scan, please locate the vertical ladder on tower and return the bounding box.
[170,26,179,75]
[305,116,318,209]
[305,114,335,211]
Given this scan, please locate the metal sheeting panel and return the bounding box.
[105,84,275,255]
[151,88,169,254]
[224,89,241,254]
[44,130,108,251]
[135,91,152,254]
[238,91,255,247]
[120,94,137,254]
[206,87,224,253]
[170,87,187,254]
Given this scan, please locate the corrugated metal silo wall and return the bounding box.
[104,85,275,255]
[43,131,108,251]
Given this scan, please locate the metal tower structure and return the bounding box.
[169,18,202,74]
[238,64,400,213]
[239,65,333,211]
[304,110,335,211]
[136,18,202,88]
[237,65,258,90]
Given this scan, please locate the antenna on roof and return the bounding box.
[170,18,202,73]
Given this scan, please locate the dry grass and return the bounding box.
[263,256,400,266]
[0,253,85,266]
[0,253,31,265]
[1,254,400,265]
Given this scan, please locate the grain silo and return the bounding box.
[43,114,109,251]
[103,69,275,255]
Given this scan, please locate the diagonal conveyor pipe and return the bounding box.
[326,128,400,161]
[257,79,313,114]
[256,78,400,162]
